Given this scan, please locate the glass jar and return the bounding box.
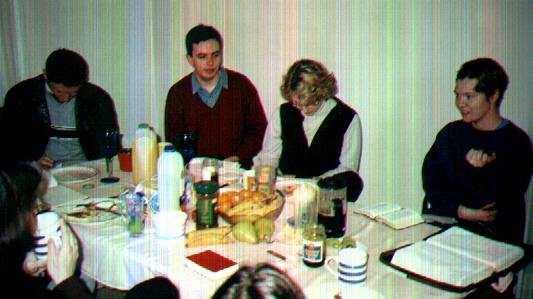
[201,158,219,184]
[194,181,218,230]
[317,178,347,238]
[302,223,326,267]
[255,164,276,196]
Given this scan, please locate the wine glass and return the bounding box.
[100,128,121,184]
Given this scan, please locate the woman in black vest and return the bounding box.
[255,59,363,201]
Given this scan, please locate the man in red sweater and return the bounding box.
[165,24,267,169]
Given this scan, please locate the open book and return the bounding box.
[389,226,524,289]
[354,203,424,230]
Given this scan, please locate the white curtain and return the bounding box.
[1,1,532,297]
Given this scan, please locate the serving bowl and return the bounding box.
[217,190,285,224]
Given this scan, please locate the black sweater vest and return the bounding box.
[279,99,355,177]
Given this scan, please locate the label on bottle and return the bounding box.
[303,240,324,263]
[196,198,216,228]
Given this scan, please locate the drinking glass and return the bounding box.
[174,133,197,165]
[100,128,121,183]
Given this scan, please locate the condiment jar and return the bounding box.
[194,181,218,230]
[302,223,326,267]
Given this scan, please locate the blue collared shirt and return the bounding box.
[191,68,228,108]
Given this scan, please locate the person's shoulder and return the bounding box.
[440,120,466,132]
[79,82,113,101]
[433,120,468,140]
[7,75,43,95]
[502,121,532,145]
[333,97,356,115]
[225,69,256,87]
[168,73,193,93]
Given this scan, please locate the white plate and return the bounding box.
[54,198,121,224]
[51,166,98,184]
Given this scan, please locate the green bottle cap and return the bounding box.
[194,181,218,194]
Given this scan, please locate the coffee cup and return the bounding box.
[326,247,368,285]
[34,212,62,261]
[154,210,187,239]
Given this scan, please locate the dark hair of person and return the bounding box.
[185,24,223,56]
[45,48,89,87]
[280,59,338,107]
[456,57,509,108]
[211,263,306,299]
[0,168,38,271]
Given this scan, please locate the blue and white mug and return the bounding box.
[34,212,62,261]
[326,247,368,285]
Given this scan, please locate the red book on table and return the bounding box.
[185,250,239,280]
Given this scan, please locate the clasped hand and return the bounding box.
[465,148,496,168]
[458,203,497,223]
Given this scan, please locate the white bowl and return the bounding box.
[154,210,187,239]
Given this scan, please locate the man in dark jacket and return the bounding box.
[2,48,119,169]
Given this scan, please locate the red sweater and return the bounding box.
[165,69,267,167]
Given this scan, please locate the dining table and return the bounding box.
[44,158,473,299]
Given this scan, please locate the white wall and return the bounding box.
[1,0,533,296]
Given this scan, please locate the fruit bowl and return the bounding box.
[217,191,285,224]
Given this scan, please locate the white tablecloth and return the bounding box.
[47,160,470,298]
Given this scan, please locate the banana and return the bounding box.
[186,234,233,248]
[186,226,232,240]
[185,226,233,248]
[227,200,264,215]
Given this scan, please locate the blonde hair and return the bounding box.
[280,59,338,107]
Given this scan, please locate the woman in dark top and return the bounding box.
[0,163,93,298]
[0,163,181,299]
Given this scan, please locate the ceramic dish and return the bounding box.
[51,166,98,184]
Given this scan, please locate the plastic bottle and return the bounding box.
[132,124,158,186]
[157,145,184,212]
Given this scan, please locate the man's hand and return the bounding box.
[47,220,79,285]
[23,252,47,277]
[465,149,496,168]
[458,203,497,222]
[38,155,55,169]
[224,155,240,163]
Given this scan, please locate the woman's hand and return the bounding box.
[23,252,47,277]
[47,219,79,285]
[465,149,496,168]
[458,203,497,222]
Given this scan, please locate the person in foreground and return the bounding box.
[0,163,180,299]
[211,263,306,299]
[0,163,92,298]
[422,57,533,244]
[1,48,119,169]
[255,59,363,200]
[165,24,267,169]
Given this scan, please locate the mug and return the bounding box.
[34,212,62,261]
[326,247,368,285]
